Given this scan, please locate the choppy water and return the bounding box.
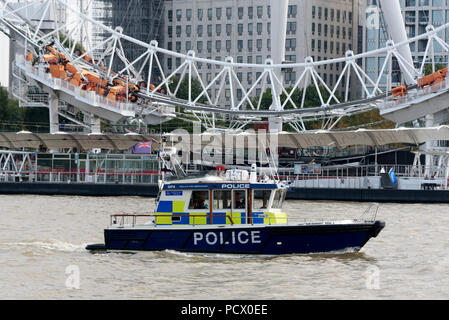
[0,195,448,299]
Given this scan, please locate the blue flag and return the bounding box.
[389,168,397,185]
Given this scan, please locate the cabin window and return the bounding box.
[271,190,286,209]
[233,190,246,210]
[188,191,209,209]
[253,190,271,210]
[213,190,231,209]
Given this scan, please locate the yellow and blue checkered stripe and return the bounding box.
[155,200,287,225]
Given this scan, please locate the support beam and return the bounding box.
[379,0,416,85]
[49,92,59,134]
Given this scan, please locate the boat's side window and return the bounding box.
[233,190,246,210]
[171,216,181,222]
[271,189,286,209]
[213,190,231,209]
[253,189,270,210]
[188,191,209,210]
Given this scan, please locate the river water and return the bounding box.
[0,194,448,299]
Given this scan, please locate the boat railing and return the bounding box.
[354,203,379,223]
[110,214,235,227]
[109,213,377,227]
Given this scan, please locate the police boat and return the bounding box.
[86,163,385,255]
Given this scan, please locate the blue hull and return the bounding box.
[88,221,385,255]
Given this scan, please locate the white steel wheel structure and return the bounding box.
[2,0,449,132]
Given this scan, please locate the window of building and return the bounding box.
[216,24,222,36]
[238,7,243,19]
[248,6,253,19]
[186,9,192,21]
[216,8,222,20]
[198,8,203,21]
[207,40,212,53]
[248,23,253,35]
[246,72,253,84]
[257,39,262,51]
[186,25,191,37]
[237,89,242,99]
[257,23,262,35]
[226,7,232,19]
[287,21,296,34]
[226,39,231,52]
[286,38,296,51]
[238,23,243,35]
[237,40,243,52]
[176,9,182,21]
[207,24,212,36]
[208,8,213,20]
[285,55,296,63]
[197,41,203,52]
[168,10,173,22]
[257,6,263,18]
[226,24,232,36]
[285,71,296,83]
[237,72,243,81]
[288,5,297,18]
[216,40,221,52]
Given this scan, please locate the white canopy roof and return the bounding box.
[0,126,448,151]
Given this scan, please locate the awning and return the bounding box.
[0,132,161,151]
[0,126,448,151]
[164,126,449,149]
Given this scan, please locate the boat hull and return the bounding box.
[87,221,385,255]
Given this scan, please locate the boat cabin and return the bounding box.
[155,171,287,226]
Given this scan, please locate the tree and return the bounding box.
[0,87,23,131]
[0,87,50,132]
[168,76,208,104]
[423,63,446,76]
